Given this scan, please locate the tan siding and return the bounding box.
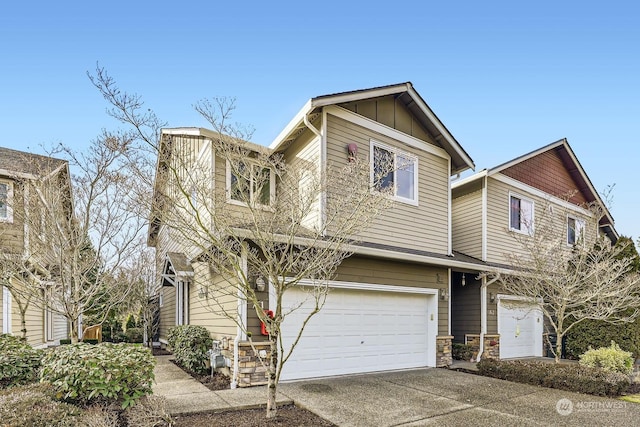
[0,179,25,254]
[52,312,67,341]
[281,129,321,231]
[334,256,448,336]
[159,286,176,341]
[452,189,483,259]
[189,263,237,339]
[485,176,596,266]
[326,114,449,253]
[12,296,43,347]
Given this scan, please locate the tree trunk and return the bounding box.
[70,319,79,344]
[555,333,563,363]
[266,333,278,419]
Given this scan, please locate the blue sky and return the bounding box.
[1,1,639,240]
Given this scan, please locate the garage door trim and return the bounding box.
[497,294,543,358]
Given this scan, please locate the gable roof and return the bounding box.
[453,139,618,242]
[0,146,67,179]
[270,82,475,174]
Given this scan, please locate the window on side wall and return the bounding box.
[509,194,534,234]
[226,160,275,207]
[0,181,13,223]
[370,141,418,205]
[567,216,585,246]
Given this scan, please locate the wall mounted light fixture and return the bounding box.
[255,276,266,292]
[461,273,466,286]
[198,287,208,299]
[489,292,495,303]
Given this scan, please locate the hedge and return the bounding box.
[566,317,640,360]
[0,334,43,388]
[477,358,630,396]
[167,325,212,375]
[41,342,156,408]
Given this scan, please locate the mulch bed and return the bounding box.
[173,404,336,426]
[169,359,231,391]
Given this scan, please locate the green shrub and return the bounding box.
[0,334,43,388]
[477,358,630,396]
[566,317,640,359]
[125,327,144,343]
[452,343,474,361]
[0,383,80,427]
[579,341,634,375]
[167,325,212,375]
[41,342,156,408]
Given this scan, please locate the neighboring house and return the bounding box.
[149,82,506,385]
[0,147,71,348]
[450,139,617,360]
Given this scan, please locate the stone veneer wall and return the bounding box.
[436,335,453,367]
[221,341,271,387]
[465,334,500,360]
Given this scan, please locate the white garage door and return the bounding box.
[498,298,543,359]
[279,286,434,381]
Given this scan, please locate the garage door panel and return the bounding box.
[499,300,543,359]
[280,287,432,380]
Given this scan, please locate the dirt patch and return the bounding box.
[173,404,335,426]
[152,347,173,356]
[169,359,231,391]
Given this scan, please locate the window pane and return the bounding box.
[230,162,249,202]
[567,217,576,244]
[373,146,393,191]
[396,155,415,200]
[0,184,6,218]
[255,167,271,206]
[510,196,521,230]
[520,199,533,232]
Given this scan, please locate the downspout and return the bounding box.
[303,113,322,140]
[477,273,500,362]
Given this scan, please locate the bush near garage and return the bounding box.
[167,325,213,375]
[579,341,634,375]
[0,334,43,388]
[452,343,474,361]
[565,316,640,360]
[477,358,630,396]
[41,342,156,408]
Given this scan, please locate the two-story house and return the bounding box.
[149,83,500,385]
[450,139,617,360]
[0,147,70,348]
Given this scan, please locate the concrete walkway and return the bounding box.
[152,355,293,415]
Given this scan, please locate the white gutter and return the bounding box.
[477,273,500,362]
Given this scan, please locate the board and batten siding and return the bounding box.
[485,176,595,266]
[451,189,483,260]
[325,114,450,254]
[334,256,449,336]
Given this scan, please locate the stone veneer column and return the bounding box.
[221,341,271,387]
[436,335,453,367]
[482,334,500,359]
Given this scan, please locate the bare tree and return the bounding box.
[486,197,640,362]
[90,68,395,418]
[3,136,149,344]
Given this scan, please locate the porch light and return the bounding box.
[489,292,495,303]
[255,276,266,292]
[198,287,208,299]
[440,288,449,300]
[461,274,466,286]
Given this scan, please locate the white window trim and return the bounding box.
[225,159,276,209]
[508,192,534,235]
[0,180,14,223]
[2,286,12,334]
[567,214,586,246]
[370,140,419,206]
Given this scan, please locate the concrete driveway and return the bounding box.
[278,368,640,426]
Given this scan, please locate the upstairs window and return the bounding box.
[371,141,418,205]
[0,181,13,222]
[509,194,534,234]
[567,216,585,246]
[226,160,275,207]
